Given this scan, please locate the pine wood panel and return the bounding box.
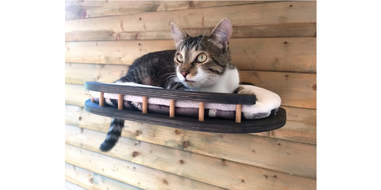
[66,125,316,190]
[66,37,315,73]
[65,69,316,109]
[65,63,128,84]
[66,163,142,190]
[65,105,316,178]
[240,71,316,109]
[66,2,315,33]
[65,84,89,107]
[66,145,224,190]
[272,106,316,144]
[66,23,316,41]
[66,1,261,19]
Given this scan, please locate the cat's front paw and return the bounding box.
[235,86,256,95]
[235,85,282,119]
[131,101,142,110]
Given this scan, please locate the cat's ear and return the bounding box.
[170,22,186,48]
[210,18,232,48]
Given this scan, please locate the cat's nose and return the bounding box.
[181,71,189,78]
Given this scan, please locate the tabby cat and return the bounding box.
[100,18,243,152]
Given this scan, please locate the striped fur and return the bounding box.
[99,18,239,152]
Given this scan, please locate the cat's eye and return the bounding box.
[176,53,183,63]
[197,53,207,63]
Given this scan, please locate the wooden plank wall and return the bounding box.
[65,1,316,189]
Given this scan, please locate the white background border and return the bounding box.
[0,0,380,189]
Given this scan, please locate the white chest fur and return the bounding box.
[198,67,240,93]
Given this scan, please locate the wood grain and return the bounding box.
[65,84,90,107]
[66,125,316,190]
[66,23,316,41]
[271,106,316,144]
[66,2,316,33]
[240,71,316,109]
[66,163,142,190]
[65,63,129,84]
[66,1,262,19]
[66,145,225,190]
[66,37,316,72]
[65,106,316,178]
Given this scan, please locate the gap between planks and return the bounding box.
[65,125,316,181]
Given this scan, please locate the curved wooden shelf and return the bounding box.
[84,81,286,133]
[85,99,286,133]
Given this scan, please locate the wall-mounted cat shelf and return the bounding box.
[84,81,286,133]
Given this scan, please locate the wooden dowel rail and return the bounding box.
[118,94,123,110]
[85,81,256,105]
[169,99,175,118]
[198,102,205,122]
[99,92,104,107]
[96,94,243,122]
[85,99,287,133]
[142,96,148,114]
[235,104,242,123]
[85,82,270,123]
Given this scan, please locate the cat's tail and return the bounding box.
[99,118,124,152]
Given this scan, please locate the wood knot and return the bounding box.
[264,174,268,179]
[132,151,139,157]
[289,4,293,7]
[138,42,142,46]
[115,33,120,41]
[241,179,245,183]
[179,160,185,164]
[135,130,142,136]
[182,141,190,148]
[283,41,288,45]
[221,158,227,166]
[312,83,317,91]
[174,129,181,135]
[138,17,142,21]
[273,175,277,178]
[162,179,168,185]
[277,143,281,146]
[188,1,195,8]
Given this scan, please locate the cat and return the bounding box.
[100,18,245,152]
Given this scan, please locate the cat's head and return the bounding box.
[170,18,233,89]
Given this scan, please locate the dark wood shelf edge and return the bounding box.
[85,81,256,105]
